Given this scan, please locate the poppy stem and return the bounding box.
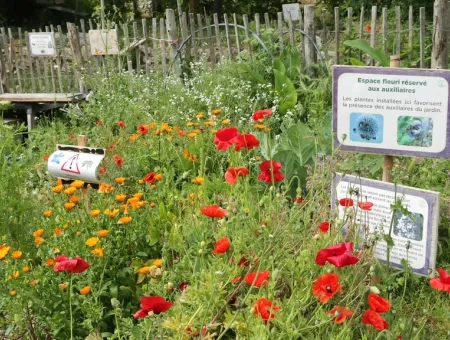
[69,274,74,340]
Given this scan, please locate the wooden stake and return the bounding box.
[382,55,400,183]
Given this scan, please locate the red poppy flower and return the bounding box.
[69,134,75,139]
[244,271,270,287]
[318,221,330,234]
[237,256,250,267]
[339,198,354,207]
[430,268,450,293]
[212,237,231,254]
[178,130,187,136]
[99,166,106,174]
[257,160,285,183]
[362,309,389,331]
[97,120,102,126]
[53,255,90,274]
[232,133,260,151]
[225,166,249,184]
[328,306,353,324]
[253,298,280,322]
[252,109,272,121]
[138,124,149,135]
[118,121,126,128]
[43,154,49,161]
[368,293,391,313]
[366,25,372,33]
[214,127,239,150]
[312,273,341,303]
[358,202,374,211]
[315,242,359,267]
[133,296,173,319]
[292,196,305,204]
[109,144,116,151]
[232,276,242,284]
[113,155,123,167]
[200,205,227,218]
[178,282,189,291]
[144,171,156,184]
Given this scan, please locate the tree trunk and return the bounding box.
[431,0,450,69]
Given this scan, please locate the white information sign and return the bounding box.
[88,29,119,55]
[47,146,105,183]
[28,32,57,57]
[333,174,440,277]
[333,66,450,158]
[282,3,300,21]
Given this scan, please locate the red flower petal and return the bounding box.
[253,298,280,322]
[368,293,391,313]
[312,273,341,303]
[212,237,231,254]
[339,198,354,207]
[318,221,330,233]
[140,296,173,314]
[214,128,239,150]
[358,202,374,211]
[144,171,156,184]
[328,306,353,324]
[232,133,260,151]
[244,271,270,287]
[200,205,227,218]
[362,309,389,331]
[252,109,272,121]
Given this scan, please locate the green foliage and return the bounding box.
[343,39,390,67]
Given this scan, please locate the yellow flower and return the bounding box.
[115,177,126,185]
[64,202,76,210]
[254,124,266,130]
[33,229,44,237]
[12,250,22,259]
[161,123,173,133]
[76,231,82,236]
[196,112,204,119]
[69,196,80,204]
[86,237,99,247]
[10,290,16,296]
[186,122,194,127]
[118,216,132,224]
[104,208,119,218]
[150,185,156,190]
[43,210,52,217]
[154,174,163,181]
[0,245,10,260]
[153,259,162,267]
[221,119,230,125]
[63,224,69,229]
[204,121,214,127]
[116,194,127,202]
[22,266,30,273]
[187,132,197,139]
[97,229,109,237]
[90,209,101,217]
[13,271,19,279]
[59,283,68,290]
[254,156,262,161]
[138,179,144,184]
[64,186,77,195]
[71,180,84,189]
[52,185,64,193]
[192,177,204,185]
[7,275,12,280]
[129,133,139,142]
[139,266,150,274]
[212,108,222,115]
[149,202,155,208]
[54,247,60,253]
[91,248,104,257]
[80,286,91,295]
[34,237,44,245]
[54,227,63,236]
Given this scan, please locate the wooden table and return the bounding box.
[0,93,86,132]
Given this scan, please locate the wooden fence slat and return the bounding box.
[189,13,198,62]
[33,28,46,92]
[132,21,141,73]
[23,31,36,92]
[142,18,150,76]
[46,26,57,93]
[115,24,122,75]
[277,12,284,53]
[243,14,252,61]
[395,6,401,56]
[80,19,91,79]
[88,20,100,71]
[370,6,377,66]
[334,7,340,65]
[347,7,353,36]
[287,12,294,45]
[233,14,240,55]
[255,13,261,37]
[408,6,413,61]
[264,13,272,44]
[223,14,232,60]
[1,27,14,93]
[359,6,364,61]
[182,12,190,60]
[159,18,167,76]
[166,9,180,77]
[205,16,216,67]
[322,9,328,60]
[382,8,388,54]
[19,28,34,92]
[304,5,316,68]
[197,14,205,56]
[122,24,133,74]
[152,18,159,74]
[57,26,67,90]
[8,27,23,92]
[213,13,222,62]
[44,26,54,92]
[419,7,425,68]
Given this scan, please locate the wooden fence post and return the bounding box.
[431,0,450,69]
[166,9,181,78]
[67,23,84,92]
[304,5,316,70]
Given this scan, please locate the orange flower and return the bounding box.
[54,227,63,236]
[161,123,172,133]
[69,196,80,204]
[86,237,99,247]
[204,121,214,127]
[149,202,155,208]
[10,290,17,296]
[115,177,125,185]
[139,266,151,274]
[64,187,77,195]
[154,174,163,181]
[13,271,19,278]
[22,266,30,273]
[30,280,37,286]
[97,229,109,237]
[12,250,23,259]
[64,202,76,210]
[120,204,129,214]
[133,192,144,199]
[196,112,204,119]
[116,194,127,202]
[43,210,52,217]
[46,259,55,266]
[90,209,101,217]
[34,237,44,246]
[80,286,91,295]
[153,259,163,267]
[33,229,44,237]
[91,248,104,257]
[118,216,132,224]
[129,133,139,141]
[76,231,82,236]
[59,283,68,290]
[104,208,119,218]
[221,119,230,125]
[71,180,85,189]
[52,185,64,193]
[98,183,114,193]
[192,177,204,185]
[212,109,222,115]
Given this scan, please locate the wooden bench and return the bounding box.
[0,93,86,132]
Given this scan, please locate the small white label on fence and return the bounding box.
[28,32,57,57]
[88,29,119,55]
[282,3,300,21]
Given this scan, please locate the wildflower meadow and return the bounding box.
[1,56,450,339]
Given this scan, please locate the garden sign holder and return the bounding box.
[331,56,450,277]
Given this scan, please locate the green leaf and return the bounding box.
[273,69,298,114]
[349,57,366,66]
[343,39,390,67]
[237,63,267,84]
[168,224,183,252]
[131,326,142,339]
[281,48,301,80]
[148,222,160,246]
[273,58,286,74]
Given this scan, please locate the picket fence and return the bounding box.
[0,5,431,94]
